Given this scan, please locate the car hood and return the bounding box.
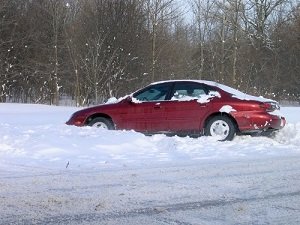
[74,102,122,115]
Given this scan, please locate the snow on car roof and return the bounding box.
[151,80,276,103]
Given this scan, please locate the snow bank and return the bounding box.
[0,103,300,172]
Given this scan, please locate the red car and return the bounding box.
[66,80,286,141]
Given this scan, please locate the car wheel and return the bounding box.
[88,117,115,130]
[205,115,236,141]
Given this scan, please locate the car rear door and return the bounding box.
[165,82,212,133]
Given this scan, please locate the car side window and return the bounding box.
[171,83,207,100]
[133,83,171,102]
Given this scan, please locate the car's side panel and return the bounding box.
[112,101,167,132]
[164,100,210,133]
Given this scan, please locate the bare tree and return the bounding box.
[231,0,242,86]
[144,0,179,82]
[0,0,17,102]
[190,0,217,79]
[222,0,243,86]
[46,0,68,105]
[64,1,83,106]
[241,0,287,47]
[0,0,298,105]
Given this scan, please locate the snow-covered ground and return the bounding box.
[0,103,300,171]
[1,103,300,224]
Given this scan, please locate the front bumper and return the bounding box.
[66,114,86,126]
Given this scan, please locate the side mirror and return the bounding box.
[126,95,142,104]
[126,96,133,102]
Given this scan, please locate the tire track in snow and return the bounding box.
[3,190,300,225]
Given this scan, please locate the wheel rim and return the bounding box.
[209,120,230,140]
[92,121,108,129]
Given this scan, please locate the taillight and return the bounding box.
[259,102,280,112]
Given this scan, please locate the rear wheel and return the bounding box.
[88,117,115,130]
[205,115,236,141]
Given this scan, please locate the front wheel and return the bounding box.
[88,117,115,130]
[205,116,236,141]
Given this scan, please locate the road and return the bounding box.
[1,156,300,225]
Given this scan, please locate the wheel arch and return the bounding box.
[85,113,114,125]
[203,112,240,133]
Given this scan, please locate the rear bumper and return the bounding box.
[233,111,286,133]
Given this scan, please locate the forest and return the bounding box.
[0,0,299,106]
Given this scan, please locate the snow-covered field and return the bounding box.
[1,103,300,224]
[0,103,300,171]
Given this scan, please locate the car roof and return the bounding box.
[150,80,275,103]
[151,79,217,86]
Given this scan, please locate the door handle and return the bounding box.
[154,105,162,109]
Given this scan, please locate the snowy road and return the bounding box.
[1,104,300,224]
[1,156,300,224]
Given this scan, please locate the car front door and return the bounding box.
[120,82,173,132]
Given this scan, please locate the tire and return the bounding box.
[88,117,115,130]
[205,115,236,141]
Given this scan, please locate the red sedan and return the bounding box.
[66,80,286,141]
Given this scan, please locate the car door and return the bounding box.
[165,82,211,133]
[120,82,173,132]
